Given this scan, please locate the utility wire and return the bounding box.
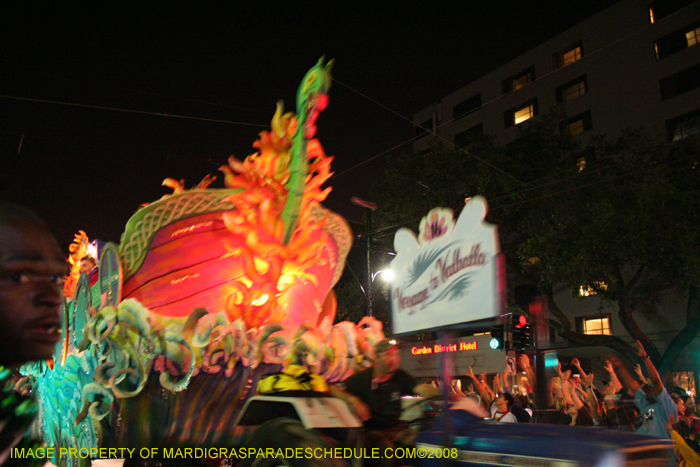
[0,94,270,129]
[331,14,657,189]
[334,79,527,187]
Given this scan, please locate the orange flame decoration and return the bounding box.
[214,104,334,329]
[63,230,89,299]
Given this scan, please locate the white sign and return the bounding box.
[390,196,503,335]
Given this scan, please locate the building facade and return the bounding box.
[410,0,700,392]
[413,0,700,150]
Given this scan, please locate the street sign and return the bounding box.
[390,196,503,335]
[505,356,516,375]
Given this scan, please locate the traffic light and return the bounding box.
[490,324,505,350]
[511,314,532,350]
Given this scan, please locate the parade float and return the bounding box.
[21,58,386,466]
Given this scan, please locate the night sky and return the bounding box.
[1,2,618,246]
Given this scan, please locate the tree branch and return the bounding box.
[626,264,646,291]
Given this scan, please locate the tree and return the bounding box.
[370,115,700,373]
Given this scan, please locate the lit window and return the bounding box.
[650,6,655,23]
[568,119,585,136]
[656,22,700,60]
[577,157,586,172]
[579,281,608,297]
[514,104,534,124]
[582,315,612,335]
[512,74,530,91]
[557,76,588,103]
[561,111,592,137]
[505,99,538,128]
[503,67,535,94]
[562,47,582,66]
[567,81,586,101]
[553,43,583,69]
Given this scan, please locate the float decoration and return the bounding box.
[23,58,386,467]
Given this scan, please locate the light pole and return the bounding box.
[368,269,394,317]
[351,197,378,316]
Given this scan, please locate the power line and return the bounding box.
[333,79,527,187]
[0,94,270,129]
[330,12,658,188]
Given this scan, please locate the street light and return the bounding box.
[367,268,394,317]
[371,269,395,282]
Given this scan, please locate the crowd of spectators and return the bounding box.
[437,340,700,465]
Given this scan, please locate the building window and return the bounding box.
[649,0,698,23]
[505,99,538,128]
[454,123,484,147]
[553,43,583,69]
[654,21,700,59]
[577,314,612,336]
[502,67,535,94]
[514,103,535,124]
[453,93,482,119]
[561,111,592,136]
[556,75,588,103]
[666,109,700,141]
[660,63,700,100]
[415,119,433,138]
[688,25,700,46]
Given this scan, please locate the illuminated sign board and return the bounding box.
[410,340,477,355]
[390,196,504,335]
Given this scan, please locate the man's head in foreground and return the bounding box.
[0,202,66,367]
[374,339,401,378]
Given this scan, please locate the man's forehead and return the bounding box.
[0,222,64,265]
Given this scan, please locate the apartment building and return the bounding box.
[413,0,700,150]
[411,0,700,388]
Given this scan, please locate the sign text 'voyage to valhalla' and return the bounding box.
[390,197,504,335]
[394,244,486,313]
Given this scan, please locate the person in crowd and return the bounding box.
[0,201,68,464]
[668,416,700,467]
[608,341,678,439]
[492,392,518,422]
[330,339,440,465]
[79,255,99,287]
[466,365,495,410]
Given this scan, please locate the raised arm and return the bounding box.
[633,363,650,386]
[519,354,536,394]
[571,358,588,381]
[582,372,602,422]
[467,366,493,407]
[607,355,640,394]
[604,359,624,393]
[636,341,664,395]
[493,372,503,395]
